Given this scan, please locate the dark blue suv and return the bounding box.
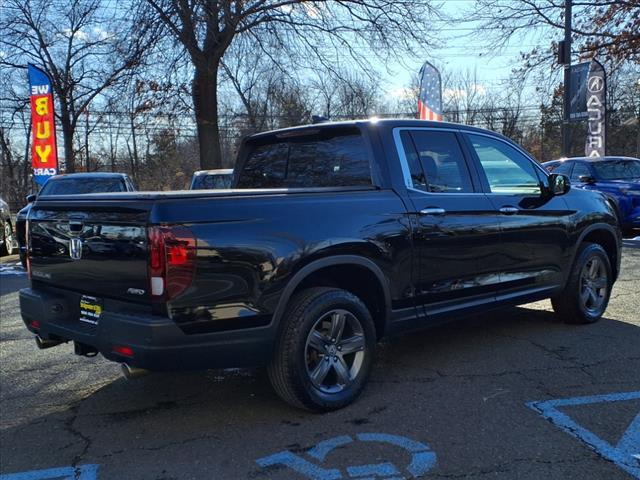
[544,157,640,233]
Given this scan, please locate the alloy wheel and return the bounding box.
[579,256,608,315]
[305,309,366,394]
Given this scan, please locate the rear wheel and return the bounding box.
[552,243,612,324]
[268,287,376,411]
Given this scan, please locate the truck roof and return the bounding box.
[247,118,511,141]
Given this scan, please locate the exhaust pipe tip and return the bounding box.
[121,363,149,380]
[35,335,63,350]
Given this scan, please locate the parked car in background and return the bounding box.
[190,169,234,189]
[16,173,137,266]
[20,120,621,411]
[1,197,18,256]
[543,157,640,233]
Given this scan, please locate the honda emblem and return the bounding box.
[69,237,83,260]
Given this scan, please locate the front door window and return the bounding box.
[467,134,542,195]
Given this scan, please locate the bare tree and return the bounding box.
[333,72,381,119]
[443,69,486,125]
[146,0,440,170]
[1,0,159,172]
[470,0,640,68]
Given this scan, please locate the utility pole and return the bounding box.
[562,0,572,157]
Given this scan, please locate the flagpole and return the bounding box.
[562,0,572,157]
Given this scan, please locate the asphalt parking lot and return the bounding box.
[1,242,639,480]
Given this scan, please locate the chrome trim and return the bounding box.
[392,128,415,190]
[499,206,519,214]
[420,207,446,216]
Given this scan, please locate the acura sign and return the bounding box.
[584,60,606,158]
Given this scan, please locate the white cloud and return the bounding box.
[443,84,486,101]
[61,29,89,41]
[389,86,417,100]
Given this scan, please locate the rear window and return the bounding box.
[191,173,233,189]
[591,160,640,180]
[236,129,372,188]
[41,178,127,195]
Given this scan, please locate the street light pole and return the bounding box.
[562,0,572,157]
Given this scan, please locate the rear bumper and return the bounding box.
[19,287,275,371]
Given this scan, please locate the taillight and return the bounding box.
[148,226,196,300]
[112,345,134,358]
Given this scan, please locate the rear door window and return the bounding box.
[401,130,473,193]
[237,129,371,188]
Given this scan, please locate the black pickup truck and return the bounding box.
[20,120,621,411]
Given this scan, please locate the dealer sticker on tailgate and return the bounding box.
[79,295,103,325]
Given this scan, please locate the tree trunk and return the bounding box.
[129,114,139,184]
[58,103,76,173]
[84,110,90,171]
[192,63,222,170]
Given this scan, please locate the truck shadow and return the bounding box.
[2,305,640,477]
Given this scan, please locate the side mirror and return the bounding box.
[548,173,571,196]
[26,194,37,203]
[578,175,596,184]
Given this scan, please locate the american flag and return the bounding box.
[418,61,443,121]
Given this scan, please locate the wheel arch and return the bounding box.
[575,223,621,281]
[272,255,392,339]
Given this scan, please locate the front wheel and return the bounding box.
[268,287,376,411]
[552,243,612,324]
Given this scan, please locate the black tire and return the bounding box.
[268,287,376,412]
[1,219,15,256]
[551,243,612,324]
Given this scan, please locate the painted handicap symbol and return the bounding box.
[0,465,99,480]
[528,391,640,479]
[256,432,436,479]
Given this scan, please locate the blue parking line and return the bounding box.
[256,432,437,479]
[0,465,99,480]
[528,391,640,479]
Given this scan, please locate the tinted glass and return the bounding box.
[468,134,542,195]
[40,178,127,195]
[237,131,371,188]
[408,131,473,193]
[571,163,591,182]
[236,144,289,188]
[591,160,640,180]
[192,173,233,189]
[553,162,573,175]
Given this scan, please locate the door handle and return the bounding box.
[499,206,519,215]
[419,207,446,216]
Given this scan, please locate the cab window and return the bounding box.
[401,130,473,193]
[467,134,542,195]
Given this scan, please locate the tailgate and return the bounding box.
[28,199,151,301]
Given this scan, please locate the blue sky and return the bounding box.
[379,0,553,102]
